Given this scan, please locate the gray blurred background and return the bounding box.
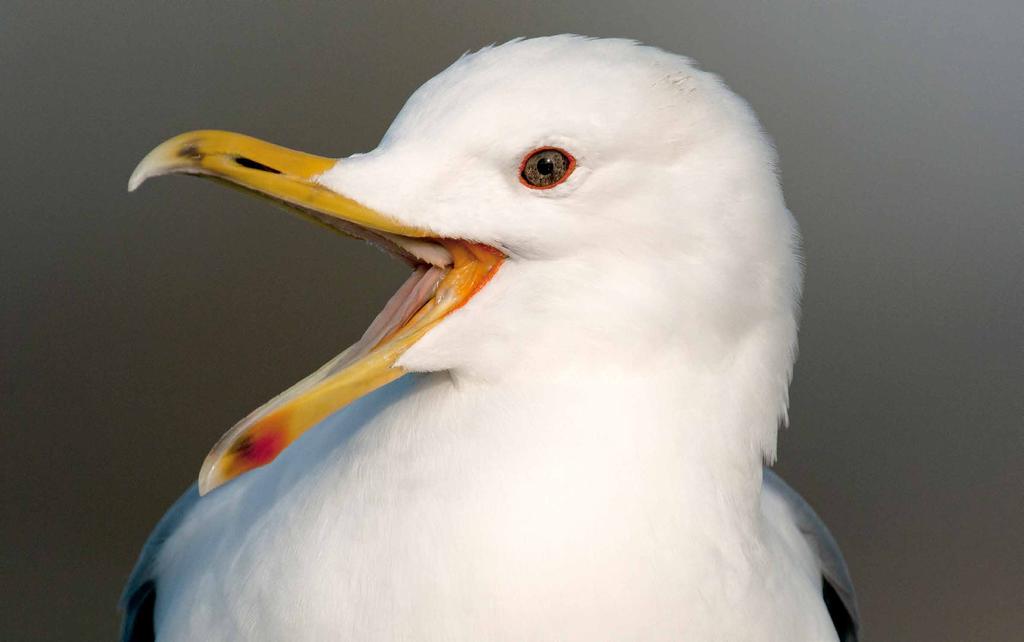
[2,1,1021,639]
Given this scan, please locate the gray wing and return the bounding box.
[119,484,201,642]
[764,469,860,642]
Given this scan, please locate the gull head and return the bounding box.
[130,35,801,493]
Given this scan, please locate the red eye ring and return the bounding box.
[518,147,576,190]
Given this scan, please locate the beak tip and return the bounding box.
[127,169,145,192]
[128,151,164,192]
[196,473,213,496]
[197,457,223,496]
[128,137,185,192]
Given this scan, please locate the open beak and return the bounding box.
[130,130,503,494]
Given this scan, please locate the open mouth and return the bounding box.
[129,130,503,494]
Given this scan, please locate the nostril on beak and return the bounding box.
[233,156,282,174]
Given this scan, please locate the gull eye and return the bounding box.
[519,147,575,189]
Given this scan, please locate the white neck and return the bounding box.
[377,361,773,554]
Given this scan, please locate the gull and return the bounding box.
[122,36,859,641]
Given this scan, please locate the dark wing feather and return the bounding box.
[764,469,860,641]
[119,484,200,642]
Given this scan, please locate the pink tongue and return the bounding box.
[356,265,446,351]
[206,266,446,454]
[276,266,446,394]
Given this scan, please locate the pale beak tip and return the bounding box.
[128,151,166,192]
[128,138,184,192]
[196,479,212,496]
[197,457,223,496]
[127,165,148,192]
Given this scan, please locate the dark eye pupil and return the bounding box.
[520,148,573,188]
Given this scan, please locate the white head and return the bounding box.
[327,36,801,436]
[131,35,801,491]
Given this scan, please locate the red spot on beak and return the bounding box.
[235,429,287,467]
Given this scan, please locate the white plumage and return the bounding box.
[123,36,857,641]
